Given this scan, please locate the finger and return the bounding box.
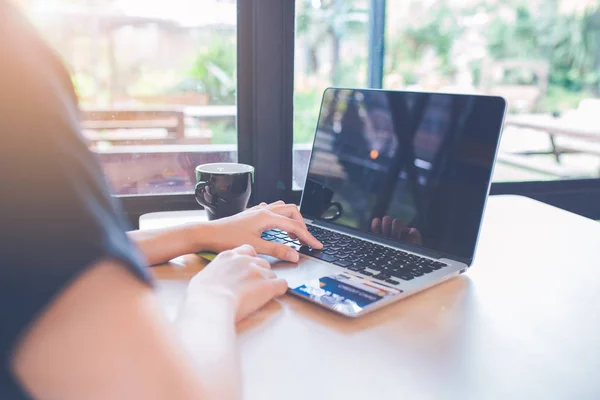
[235,278,288,322]
[391,219,406,240]
[261,211,322,249]
[269,200,285,206]
[407,228,422,245]
[267,278,288,297]
[371,218,382,234]
[232,244,258,257]
[266,204,310,242]
[256,240,300,262]
[250,256,272,270]
[252,264,277,279]
[268,204,307,229]
[382,216,393,237]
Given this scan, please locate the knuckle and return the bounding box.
[240,255,255,264]
[264,270,277,279]
[256,259,271,269]
[250,265,264,277]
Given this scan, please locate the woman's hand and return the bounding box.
[205,201,322,263]
[186,245,288,322]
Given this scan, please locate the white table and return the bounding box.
[142,196,600,400]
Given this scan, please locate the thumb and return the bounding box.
[255,240,300,263]
[268,278,289,297]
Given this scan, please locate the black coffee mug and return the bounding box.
[194,163,254,220]
[302,179,343,221]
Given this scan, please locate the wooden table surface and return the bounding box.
[142,196,600,400]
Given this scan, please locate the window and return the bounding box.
[293,0,600,189]
[14,0,600,221]
[22,0,237,196]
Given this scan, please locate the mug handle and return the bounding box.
[323,202,343,221]
[194,181,217,214]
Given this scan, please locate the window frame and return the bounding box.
[120,0,600,227]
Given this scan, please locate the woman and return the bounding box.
[0,2,321,399]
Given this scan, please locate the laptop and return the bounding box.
[262,88,506,317]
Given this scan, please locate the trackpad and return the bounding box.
[265,256,339,289]
[264,256,402,316]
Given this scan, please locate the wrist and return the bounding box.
[184,221,219,253]
[179,284,237,323]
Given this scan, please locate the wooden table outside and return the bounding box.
[143,196,600,399]
[504,114,600,144]
[500,114,600,178]
[81,105,236,146]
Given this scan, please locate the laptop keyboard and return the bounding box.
[261,225,448,285]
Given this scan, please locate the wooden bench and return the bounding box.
[81,109,186,143]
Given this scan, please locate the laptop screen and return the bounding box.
[300,88,506,261]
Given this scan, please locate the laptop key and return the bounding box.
[286,243,301,251]
[334,259,352,267]
[386,279,400,285]
[299,246,337,263]
[347,265,364,272]
[389,270,412,280]
[373,273,391,280]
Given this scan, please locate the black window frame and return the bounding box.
[121,0,600,227]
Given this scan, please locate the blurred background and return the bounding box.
[18,0,600,194]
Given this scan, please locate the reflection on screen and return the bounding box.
[300,88,506,261]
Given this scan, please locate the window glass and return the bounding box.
[294,0,600,189]
[22,0,237,195]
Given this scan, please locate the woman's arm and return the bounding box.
[128,223,212,266]
[13,260,218,400]
[128,202,322,266]
[13,245,285,400]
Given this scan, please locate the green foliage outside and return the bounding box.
[207,120,237,145]
[292,0,600,144]
[485,2,600,95]
[386,4,463,82]
[294,89,323,144]
[186,36,236,105]
[185,36,237,144]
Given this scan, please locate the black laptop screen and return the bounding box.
[300,88,506,261]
